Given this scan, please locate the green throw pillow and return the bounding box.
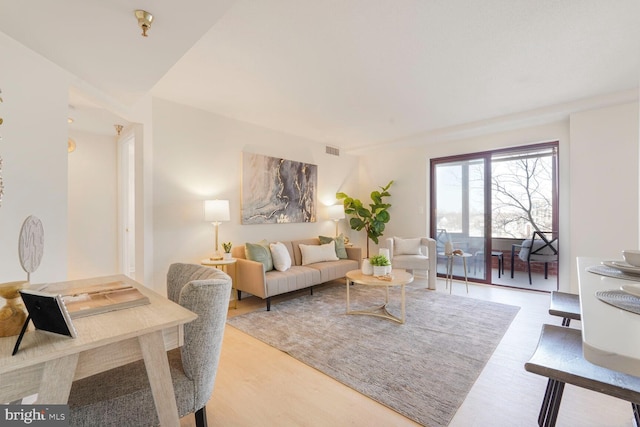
[319,234,347,259]
[245,240,274,272]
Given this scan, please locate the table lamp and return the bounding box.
[204,199,230,260]
[328,204,345,237]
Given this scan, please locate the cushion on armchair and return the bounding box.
[519,238,558,263]
[393,237,422,255]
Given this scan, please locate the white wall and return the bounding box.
[0,32,70,284]
[151,98,359,293]
[359,103,639,293]
[569,102,639,290]
[67,130,117,279]
[101,97,640,296]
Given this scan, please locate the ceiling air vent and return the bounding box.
[325,146,340,156]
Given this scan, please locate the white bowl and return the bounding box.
[623,250,640,267]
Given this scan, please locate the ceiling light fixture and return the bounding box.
[134,10,154,37]
[114,124,123,136]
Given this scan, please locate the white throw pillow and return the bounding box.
[299,241,339,265]
[394,237,422,255]
[270,242,292,272]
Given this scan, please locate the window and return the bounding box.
[491,146,558,239]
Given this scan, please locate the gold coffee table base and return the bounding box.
[345,269,413,324]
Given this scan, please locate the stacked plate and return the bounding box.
[621,283,640,297]
[602,260,640,276]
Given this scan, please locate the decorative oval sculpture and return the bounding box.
[18,215,44,276]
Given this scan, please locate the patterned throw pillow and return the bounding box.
[319,234,348,259]
[245,240,274,272]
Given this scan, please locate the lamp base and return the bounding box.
[210,252,223,261]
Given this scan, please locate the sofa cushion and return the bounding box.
[269,242,292,272]
[265,266,322,296]
[319,234,347,259]
[308,259,359,283]
[299,241,339,265]
[393,237,422,255]
[245,240,274,272]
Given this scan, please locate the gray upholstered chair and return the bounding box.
[518,231,558,285]
[384,237,437,289]
[67,263,231,427]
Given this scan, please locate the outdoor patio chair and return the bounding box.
[518,231,558,285]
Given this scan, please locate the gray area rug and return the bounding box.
[227,282,520,426]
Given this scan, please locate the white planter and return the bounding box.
[373,265,386,276]
[223,252,232,260]
[361,259,373,275]
[385,264,392,275]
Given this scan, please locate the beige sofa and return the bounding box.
[230,238,361,310]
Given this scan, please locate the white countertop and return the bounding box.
[577,257,640,377]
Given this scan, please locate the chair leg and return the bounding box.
[237,290,242,301]
[266,297,271,311]
[528,260,533,285]
[538,379,555,426]
[545,380,565,427]
[632,402,640,426]
[544,262,549,279]
[195,406,208,427]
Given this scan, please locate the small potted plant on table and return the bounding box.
[369,254,391,276]
[222,242,233,260]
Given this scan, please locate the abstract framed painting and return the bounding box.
[241,152,317,224]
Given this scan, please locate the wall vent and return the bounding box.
[325,146,340,156]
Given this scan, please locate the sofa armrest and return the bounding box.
[234,258,268,299]
[345,246,362,268]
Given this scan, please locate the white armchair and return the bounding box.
[385,237,437,290]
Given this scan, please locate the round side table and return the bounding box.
[201,258,237,309]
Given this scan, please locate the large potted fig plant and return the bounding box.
[336,180,393,260]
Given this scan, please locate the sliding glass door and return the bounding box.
[431,156,489,281]
[430,142,559,288]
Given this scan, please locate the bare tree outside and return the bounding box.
[491,152,554,239]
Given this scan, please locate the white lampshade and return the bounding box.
[327,204,345,221]
[204,200,230,222]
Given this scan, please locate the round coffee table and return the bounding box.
[345,269,414,324]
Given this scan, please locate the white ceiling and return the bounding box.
[1,1,639,150]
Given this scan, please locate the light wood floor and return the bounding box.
[180,277,636,427]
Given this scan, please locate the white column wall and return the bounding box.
[569,102,639,291]
[0,32,70,284]
[67,130,118,279]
